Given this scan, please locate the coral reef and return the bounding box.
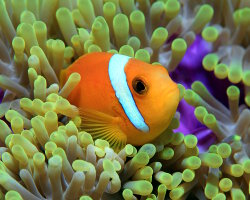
[0,0,249,200]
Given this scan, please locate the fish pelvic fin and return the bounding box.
[78,108,127,152]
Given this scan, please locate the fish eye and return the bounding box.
[132,78,147,95]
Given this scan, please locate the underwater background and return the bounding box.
[0,0,250,199]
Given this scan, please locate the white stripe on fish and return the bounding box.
[108,54,149,132]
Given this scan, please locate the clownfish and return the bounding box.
[60,52,179,150]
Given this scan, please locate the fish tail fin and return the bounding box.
[78,108,127,152]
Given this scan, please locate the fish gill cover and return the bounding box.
[0,0,249,200]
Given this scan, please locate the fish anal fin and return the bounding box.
[79,109,127,152]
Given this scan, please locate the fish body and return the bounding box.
[61,52,179,150]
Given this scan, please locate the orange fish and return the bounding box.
[60,52,179,150]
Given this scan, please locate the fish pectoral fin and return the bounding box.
[79,109,127,151]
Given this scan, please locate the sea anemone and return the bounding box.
[0,0,249,199]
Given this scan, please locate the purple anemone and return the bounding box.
[0,88,3,103]
[170,35,218,151]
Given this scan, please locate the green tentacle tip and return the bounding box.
[181,156,201,170]
[113,14,129,48]
[113,13,129,30]
[184,89,198,105]
[233,10,241,26]
[139,166,153,178]
[79,196,92,200]
[169,187,184,200]
[127,36,141,52]
[245,92,250,106]
[231,188,245,200]
[150,162,162,173]
[171,132,184,145]
[196,4,214,22]
[88,44,102,53]
[77,0,95,26]
[203,113,217,128]
[33,152,45,165]
[5,191,23,200]
[177,84,185,100]
[33,20,47,34]
[242,7,250,21]
[56,7,75,23]
[49,154,62,167]
[165,0,180,18]
[171,38,187,54]
[0,170,9,184]
[155,171,172,185]
[107,49,118,54]
[214,63,228,79]
[133,152,150,166]
[231,164,244,177]
[78,28,90,42]
[79,132,93,146]
[170,172,182,188]
[202,26,219,42]
[5,134,13,148]
[95,139,109,149]
[159,147,174,160]
[217,143,231,158]
[119,45,134,57]
[226,85,240,100]
[91,16,110,51]
[243,159,250,173]
[219,178,232,192]
[138,144,156,159]
[234,7,250,27]
[122,189,133,199]
[135,49,150,63]
[92,18,103,31]
[232,134,241,142]
[12,36,25,53]
[191,80,207,91]
[103,159,115,173]
[243,70,250,86]
[150,27,168,49]
[202,53,219,71]
[72,160,90,172]
[212,193,226,200]
[158,183,167,193]
[0,120,11,140]
[119,0,135,16]
[228,67,242,84]
[182,169,195,182]
[184,135,198,148]
[123,180,153,196]
[64,46,74,60]
[168,116,179,130]
[124,144,134,155]
[103,1,116,15]
[130,10,145,26]
[205,182,218,199]
[17,23,38,52]
[132,166,153,181]
[194,106,207,122]
[200,153,223,168]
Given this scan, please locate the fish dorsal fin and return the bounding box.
[79,109,127,151]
